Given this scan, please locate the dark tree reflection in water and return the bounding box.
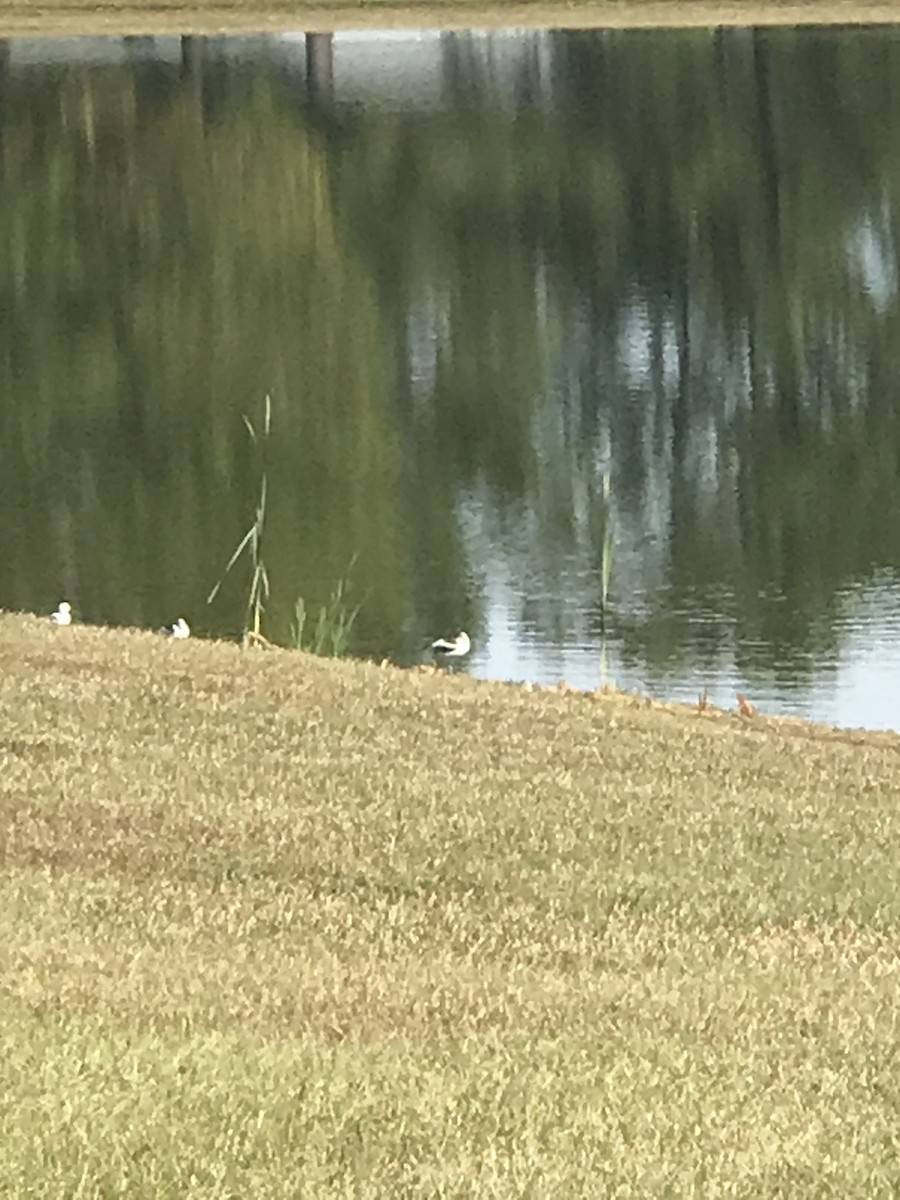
[2,26,900,727]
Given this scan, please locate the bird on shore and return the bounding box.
[431,630,471,657]
[50,601,72,626]
[159,617,190,639]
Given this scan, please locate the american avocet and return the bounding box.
[159,618,190,639]
[432,631,471,657]
[50,601,72,626]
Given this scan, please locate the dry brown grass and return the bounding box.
[0,1,899,37]
[3,609,900,1196]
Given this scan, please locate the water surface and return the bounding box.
[4,26,900,729]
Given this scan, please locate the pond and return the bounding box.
[3,24,900,730]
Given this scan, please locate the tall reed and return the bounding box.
[207,395,271,640]
[599,472,614,686]
[599,472,614,626]
[207,396,360,657]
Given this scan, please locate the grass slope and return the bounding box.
[2,611,900,1196]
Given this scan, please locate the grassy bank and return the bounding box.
[3,610,900,1196]
[1,1,900,37]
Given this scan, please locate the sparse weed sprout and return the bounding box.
[291,573,360,658]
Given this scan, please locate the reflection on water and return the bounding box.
[3,26,900,728]
[475,568,900,732]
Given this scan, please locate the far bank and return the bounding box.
[0,1,899,38]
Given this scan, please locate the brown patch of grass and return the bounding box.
[3,609,900,1194]
[737,691,758,718]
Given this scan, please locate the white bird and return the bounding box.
[159,617,190,639]
[431,630,471,657]
[50,601,72,626]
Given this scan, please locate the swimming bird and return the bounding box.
[432,631,471,657]
[50,601,72,626]
[159,617,190,639]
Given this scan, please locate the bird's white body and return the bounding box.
[160,618,191,639]
[432,630,471,657]
[50,601,72,626]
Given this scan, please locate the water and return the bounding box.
[3,25,900,730]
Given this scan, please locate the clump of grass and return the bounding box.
[207,394,271,641]
[291,575,361,658]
